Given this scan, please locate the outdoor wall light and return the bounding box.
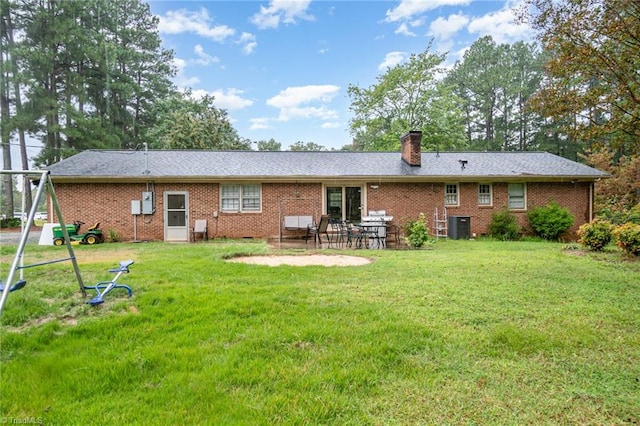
[370,185,379,189]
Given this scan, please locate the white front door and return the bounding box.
[164,191,189,241]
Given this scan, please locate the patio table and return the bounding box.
[355,223,385,249]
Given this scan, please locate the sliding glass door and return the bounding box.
[325,186,362,222]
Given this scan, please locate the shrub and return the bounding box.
[488,208,520,240]
[1,218,22,228]
[612,223,640,256]
[108,228,120,242]
[404,213,432,248]
[577,219,614,251]
[527,201,574,241]
[598,206,640,225]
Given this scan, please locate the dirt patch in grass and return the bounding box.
[227,254,372,267]
[72,249,139,264]
[0,248,139,266]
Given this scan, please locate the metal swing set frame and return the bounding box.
[0,170,86,318]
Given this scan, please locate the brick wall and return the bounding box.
[367,182,442,226]
[52,180,592,241]
[368,180,592,238]
[53,181,322,241]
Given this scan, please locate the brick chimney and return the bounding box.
[401,131,422,167]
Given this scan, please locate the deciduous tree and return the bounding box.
[256,138,281,151]
[147,92,250,150]
[289,141,326,151]
[526,0,640,216]
[348,44,466,151]
[526,0,640,156]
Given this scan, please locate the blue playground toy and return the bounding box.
[85,260,134,306]
[0,279,27,293]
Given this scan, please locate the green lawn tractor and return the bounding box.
[52,221,104,246]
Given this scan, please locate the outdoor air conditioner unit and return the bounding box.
[448,216,471,240]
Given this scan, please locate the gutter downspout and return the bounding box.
[589,182,594,221]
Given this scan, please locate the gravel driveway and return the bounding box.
[0,229,42,244]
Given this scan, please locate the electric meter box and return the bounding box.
[142,191,154,214]
[131,200,141,215]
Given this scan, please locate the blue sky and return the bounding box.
[4,0,535,170]
[148,0,535,150]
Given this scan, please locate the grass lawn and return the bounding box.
[1,239,639,424]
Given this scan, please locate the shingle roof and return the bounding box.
[47,149,609,181]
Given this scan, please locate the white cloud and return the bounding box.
[321,122,341,129]
[467,5,532,44]
[384,0,471,23]
[428,12,470,56]
[158,8,255,56]
[172,57,200,87]
[429,13,469,40]
[277,106,339,122]
[237,32,257,55]
[378,51,406,71]
[211,89,254,110]
[158,8,235,42]
[171,46,220,87]
[173,57,187,74]
[250,118,271,130]
[193,44,219,66]
[395,23,416,37]
[266,85,340,123]
[186,88,253,111]
[251,0,314,29]
[267,85,340,109]
[188,89,210,100]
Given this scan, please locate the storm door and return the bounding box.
[164,191,189,241]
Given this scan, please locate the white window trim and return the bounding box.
[508,183,527,210]
[220,183,262,213]
[445,183,459,207]
[478,183,493,206]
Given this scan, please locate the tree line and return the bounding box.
[1,0,638,219]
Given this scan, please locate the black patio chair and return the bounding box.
[346,221,364,248]
[331,220,349,248]
[385,223,401,245]
[306,215,331,247]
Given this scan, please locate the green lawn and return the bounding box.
[1,240,639,424]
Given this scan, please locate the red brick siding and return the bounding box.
[52,180,592,241]
[53,182,323,241]
[465,182,592,237]
[367,182,443,226]
[369,181,591,238]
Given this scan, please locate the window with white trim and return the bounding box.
[478,183,492,206]
[445,183,459,206]
[221,184,261,212]
[508,183,526,209]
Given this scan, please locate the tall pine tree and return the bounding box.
[9,0,175,166]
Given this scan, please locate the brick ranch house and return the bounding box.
[46,131,608,242]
